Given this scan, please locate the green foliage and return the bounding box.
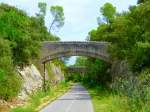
[112,69,150,111]
[130,42,150,72]
[0,69,5,80]
[10,107,33,112]
[85,59,111,86]
[100,2,116,23]
[70,57,111,87]
[85,84,130,112]
[89,1,150,71]
[0,3,58,66]
[0,3,59,101]
[65,73,82,82]
[49,6,65,32]
[74,57,87,66]
[0,38,21,100]
[38,2,47,17]
[37,2,47,25]
[0,38,12,71]
[137,0,148,4]
[0,71,21,100]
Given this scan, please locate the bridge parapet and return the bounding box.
[41,41,111,63]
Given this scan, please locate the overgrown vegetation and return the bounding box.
[112,70,150,112]
[0,3,59,101]
[84,85,130,112]
[0,38,21,100]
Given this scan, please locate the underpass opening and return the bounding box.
[40,41,112,92]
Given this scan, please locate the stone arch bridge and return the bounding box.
[41,41,111,64]
[41,41,111,92]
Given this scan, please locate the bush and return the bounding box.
[0,38,21,100]
[112,69,150,111]
[0,73,21,100]
[10,107,34,112]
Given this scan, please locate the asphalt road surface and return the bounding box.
[40,84,94,112]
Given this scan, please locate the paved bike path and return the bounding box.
[40,84,94,112]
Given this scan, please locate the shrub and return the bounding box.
[0,73,21,100]
[112,69,150,111]
[0,38,21,100]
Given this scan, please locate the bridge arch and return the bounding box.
[41,41,111,63]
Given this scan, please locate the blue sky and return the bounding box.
[0,0,137,65]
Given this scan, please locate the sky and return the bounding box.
[0,0,137,65]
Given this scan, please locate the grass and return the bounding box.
[87,86,130,112]
[10,81,72,112]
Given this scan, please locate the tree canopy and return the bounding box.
[100,3,116,23]
[88,1,150,71]
[49,6,65,32]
